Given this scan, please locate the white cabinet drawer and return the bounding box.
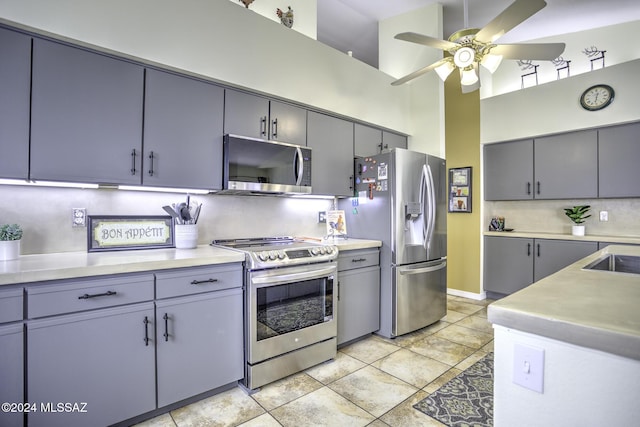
[27,273,154,318]
[155,263,242,299]
[338,249,380,272]
[0,287,23,323]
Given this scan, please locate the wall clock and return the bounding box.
[580,84,614,111]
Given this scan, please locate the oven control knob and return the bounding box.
[319,247,326,255]
[310,247,320,256]
[268,251,277,260]
[277,251,286,260]
[325,246,334,254]
[258,252,269,261]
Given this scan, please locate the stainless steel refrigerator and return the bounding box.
[339,148,447,338]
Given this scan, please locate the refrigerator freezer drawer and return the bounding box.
[393,260,447,336]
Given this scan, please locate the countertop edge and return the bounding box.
[484,231,640,245]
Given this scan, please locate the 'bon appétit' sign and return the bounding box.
[88,216,174,252]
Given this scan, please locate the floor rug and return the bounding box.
[413,352,493,427]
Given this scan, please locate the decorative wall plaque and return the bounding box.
[87,216,174,252]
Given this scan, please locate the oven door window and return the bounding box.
[256,277,333,341]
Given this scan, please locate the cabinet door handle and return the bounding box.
[143,316,150,346]
[131,149,137,175]
[378,142,388,153]
[536,181,541,195]
[527,182,531,195]
[260,116,267,136]
[337,281,340,301]
[349,175,354,191]
[148,151,155,176]
[190,278,218,285]
[527,243,531,256]
[78,290,117,300]
[272,118,278,138]
[163,313,169,342]
[537,243,541,257]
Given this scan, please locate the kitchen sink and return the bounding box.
[583,255,640,274]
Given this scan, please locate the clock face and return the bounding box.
[580,84,614,111]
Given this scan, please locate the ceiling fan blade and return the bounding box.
[475,0,547,43]
[394,32,458,51]
[391,58,451,86]
[491,42,566,60]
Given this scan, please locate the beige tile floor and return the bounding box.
[135,296,494,427]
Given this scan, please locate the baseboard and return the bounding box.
[447,288,487,301]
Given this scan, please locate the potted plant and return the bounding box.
[0,223,23,261]
[564,205,591,236]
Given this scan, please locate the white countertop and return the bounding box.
[484,231,640,245]
[0,238,382,286]
[0,245,245,286]
[488,244,640,361]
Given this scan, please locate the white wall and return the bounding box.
[379,4,445,158]
[227,0,317,40]
[0,0,410,134]
[494,326,640,427]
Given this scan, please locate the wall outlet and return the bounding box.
[72,208,87,227]
[513,343,544,393]
[599,211,609,221]
[318,211,327,223]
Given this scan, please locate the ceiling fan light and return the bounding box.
[481,54,503,73]
[434,61,455,81]
[453,47,476,68]
[460,67,479,86]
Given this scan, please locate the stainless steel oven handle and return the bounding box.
[251,265,336,286]
[398,261,446,275]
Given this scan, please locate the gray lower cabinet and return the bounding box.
[337,249,380,345]
[155,288,243,407]
[30,38,144,185]
[484,130,598,200]
[307,111,354,196]
[484,236,597,295]
[27,303,156,427]
[0,324,23,427]
[598,122,640,198]
[224,89,307,145]
[143,69,225,190]
[0,27,31,180]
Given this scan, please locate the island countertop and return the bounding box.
[487,244,640,361]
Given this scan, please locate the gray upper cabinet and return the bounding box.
[534,130,598,199]
[354,124,382,157]
[143,69,224,190]
[484,139,534,200]
[0,28,31,180]
[484,130,598,200]
[382,131,408,151]
[598,122,640,198]
[30,38,144,185]
[354,124,407,157]
[307,111,354,196]
[224,89,307,145]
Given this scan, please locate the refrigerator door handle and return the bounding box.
[420,164,429,248]
[398,261,447,275]
[426,164,436,247]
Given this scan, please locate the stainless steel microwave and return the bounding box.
[222,134,312,195]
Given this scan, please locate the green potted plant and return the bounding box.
[0,223,23,261]
[564,205,591,236]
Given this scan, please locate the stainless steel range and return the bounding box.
[211,237,338,390]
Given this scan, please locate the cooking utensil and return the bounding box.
[193,203,202,224]
[177,202,191,224]
[163,205,182,224]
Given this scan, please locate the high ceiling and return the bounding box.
[317,0,640,68]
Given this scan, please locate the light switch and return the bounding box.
[513,343,544,393]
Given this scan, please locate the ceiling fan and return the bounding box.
[391,0,566,93]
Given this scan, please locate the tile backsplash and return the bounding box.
[484,198,640,237]
[0,185,332,255]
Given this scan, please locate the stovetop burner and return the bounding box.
[211,236,337,270]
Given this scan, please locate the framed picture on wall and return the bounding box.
[449,167,472,213]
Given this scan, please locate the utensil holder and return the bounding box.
[175,224,198,249]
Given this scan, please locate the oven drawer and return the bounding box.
[27,273,154,319]
[338,249,380,271]
[155,263,242,299]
